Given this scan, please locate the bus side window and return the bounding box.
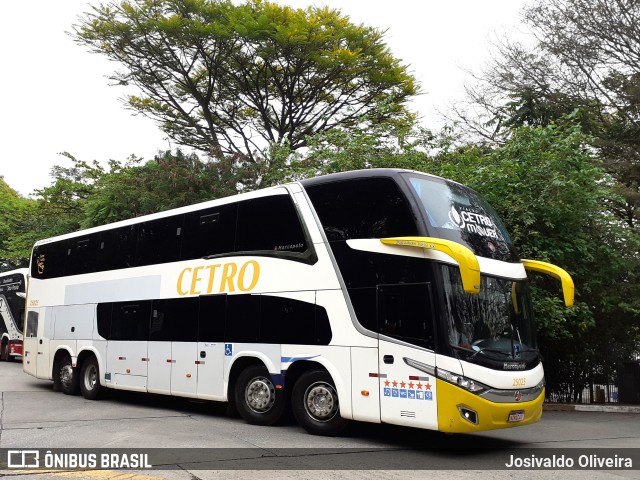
[314,305,332,345]
[96,303,113,340]
[66,235,97,276]
[377,283,435,350]
[97,225,139,271]
[151,297,198,342]
[235,195,307,253]
[347,287,377,332]
[31,241,68,279]
[25,311,39,338]
[110,301,151,341]
[198,295,226,342]
[181,204,237,260]
[260,295,316,345]
[305,178,418,241]
[225,295,260,343]
[138,215,184,267]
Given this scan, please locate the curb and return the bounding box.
[543,403,640,413]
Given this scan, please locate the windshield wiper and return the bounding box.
[469,347,512,360]
[450,344,511,358]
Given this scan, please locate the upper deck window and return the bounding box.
[305,177,418,241]
[30,191,314,279]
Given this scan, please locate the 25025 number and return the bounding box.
[513,378,526,387]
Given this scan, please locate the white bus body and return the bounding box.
[24,169,571,435]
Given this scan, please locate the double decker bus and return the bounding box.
[23,169,573,435]
[0,268,27,361]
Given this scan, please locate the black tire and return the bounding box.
[79,356,104,400]
[291,369,348,436]
[54,355,80,395]
[234,365,286,426]
[0,342,7,361]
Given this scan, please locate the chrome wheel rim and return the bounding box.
[245,376,275,413]
[84,364,97,391]
[304,381,339,422]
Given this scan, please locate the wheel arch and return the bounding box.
[76,348,105,387]
[227,355,271,405]
[284,359,351,420]
[52,347,74,371]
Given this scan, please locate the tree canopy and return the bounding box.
[73,0,417,162]
[454,0,640,230]
[0,177,33,270]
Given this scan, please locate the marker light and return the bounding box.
[458,406,478,425]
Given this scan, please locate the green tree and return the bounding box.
[73,0,417,163]
[83,149,239,226]
[0,177,34,270]
[455,0,640,230]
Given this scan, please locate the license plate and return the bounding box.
[508,410,525,422]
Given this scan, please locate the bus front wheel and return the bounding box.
[234,365,286,426]
[79,356,104,400]
[292,370,347,436]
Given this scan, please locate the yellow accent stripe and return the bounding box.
[522,259,575,307]
[511,283,520,314]
[380,236,480,294]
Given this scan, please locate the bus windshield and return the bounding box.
[402,173,518,262]
[441,265,537,364]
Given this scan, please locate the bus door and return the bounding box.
[22,308,52,379]
[106,302,149,392]
[196,295,226,400]
[377,283,438,430]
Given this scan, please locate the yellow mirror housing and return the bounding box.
[380,237,481,294]
[522,259,575,307]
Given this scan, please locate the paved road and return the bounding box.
[0,360,639,479]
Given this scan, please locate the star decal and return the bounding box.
[408,382,415,389]
[416,382,423,390]
[392,380,398,387]
[425,383,431,390]
[384,379,390,387]
[400,381,406,388]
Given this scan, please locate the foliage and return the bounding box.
[0,177,35,270]
[83,149,239,226]
[73,0,417,163]
[454,0,640,231]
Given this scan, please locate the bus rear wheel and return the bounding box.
[292,370,347,436]
[234,365,286,426]
[79,357,103,400]
[54,356,80,395]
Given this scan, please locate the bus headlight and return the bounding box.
[436,367,488,394]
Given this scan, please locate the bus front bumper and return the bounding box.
[436,379,544,433]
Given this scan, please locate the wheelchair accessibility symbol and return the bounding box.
[224,344,233,356]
